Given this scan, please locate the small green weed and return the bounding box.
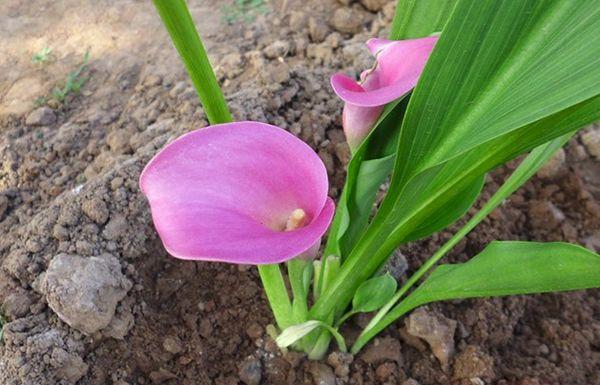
[32,47,52,64]
[35,50,91,107]
[221,0,269,24]
[0,309,6,344]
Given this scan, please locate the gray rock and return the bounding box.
[405,307,457,370]
[239,356,262,385]
[330,7,365,34]
[41,253,132,335]
[26,107,56,126]
[581,127,600,158]
[163,336,183,354]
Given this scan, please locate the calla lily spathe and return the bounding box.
[331,36,438,150]
[140,122,334,265]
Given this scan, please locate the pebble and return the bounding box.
[82,197,109,225]
[264,40,291,59]
[361,336,402,365]
[452,345,495,380]
[239,356,262,385]
[163,336,183,354]
[405,308,457,370]
[26,107,56,126]
[149,368,176,383]
[308,362,336,385]
[327,351,353,377]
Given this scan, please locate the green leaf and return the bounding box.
[351,241,600,353]
[276,320,347,353]
[390,0,457,39]
[352,273,397,313]
[311,0,600,322]
[406,241,600,307]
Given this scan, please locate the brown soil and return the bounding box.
[1,1,599,385]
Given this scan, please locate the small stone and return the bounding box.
[537,148,565,179]
[330,8,365,34]
[361,336,402,365]
[309,17,330,43]
[405,308,457,370]
[360,0,388,12]
[269,63,291,84]
[402,379,421,385]
[163,336,183,354]
[385,249,409,280]
[41,253,132,334]
[52,347,89,383]
[581,127,600,158]
[239,356,262,385]
[452,345,494,380]
[26,107,56,126]
[219,52,244,79]
[375,362,397,381]
[309,362,336,385]
[264,40,291,59]
[82,197,109,224]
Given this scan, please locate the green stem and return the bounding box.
[152,0,232,125]
[288,259,310,323]
[258,264,294,330]
[351,133,573,352]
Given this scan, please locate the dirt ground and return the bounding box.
[1,0,599,384]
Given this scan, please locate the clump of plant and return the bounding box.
[146,0,600,359]
[35,50,91,107]
[32,47,53,64]
[221,0,270,24]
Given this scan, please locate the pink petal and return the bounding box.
[342,103,384,150]
[140,121,335,265]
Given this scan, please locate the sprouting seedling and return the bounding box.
[149,0,600,361]
[32,47,52,64]
[0,309,6,344]
[51,50,91,104]
[221,0,270,24]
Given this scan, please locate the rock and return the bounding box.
[327,351,353,378]
[2,289,33,318]
[82,197,109,224]
[581,127,600,158]
[239,356,262,385]
[360,0,388,12]
[360,336,402,365]
[402,379,421,385]
[41,253,132,334]
[308,362,336,385]
[163,336,184,354]
[103,308,134,339]
[537,147,565,179]
[405,307,457,370]
[385,249,409,280]
[528,200,565,230]
[52,347,89,383]
[26,107,57,126]
[452,345,495,380]
[142,74,162,87]
[309,17,330,43]
[264,40,291,59]
[330,8,365,34]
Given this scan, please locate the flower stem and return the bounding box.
[152,0,232,125]
[258,264,294,330]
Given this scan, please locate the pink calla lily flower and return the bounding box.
[331,36,438,150]
[140,121,335,265]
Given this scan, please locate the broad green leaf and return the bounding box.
[351,241,600,353]
[311,0,600,321]
[276,320,347,352]
[390,0,457,40]
[352,273,398,313]
[408,242,600,302]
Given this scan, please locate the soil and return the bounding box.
[1,1,599,385]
